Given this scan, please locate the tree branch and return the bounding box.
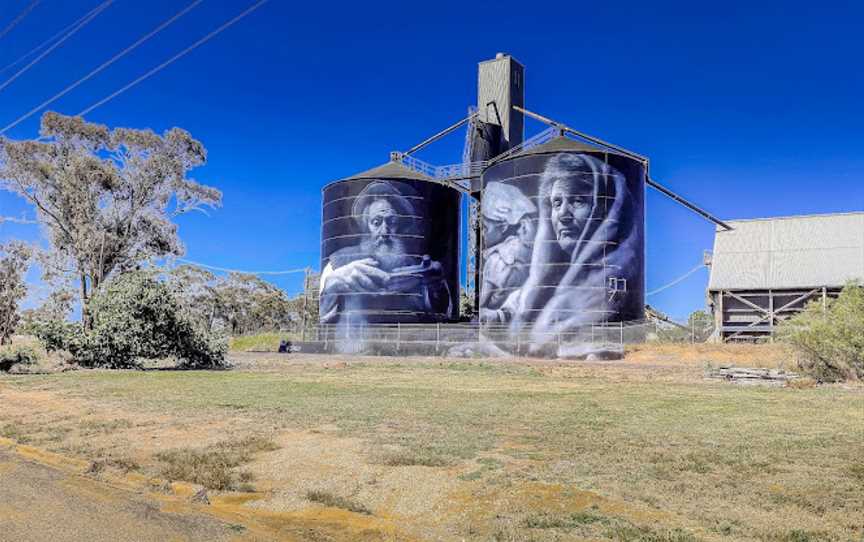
[9,176,73,239]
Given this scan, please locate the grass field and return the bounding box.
[0,351,861,541]
[228,332,294,352]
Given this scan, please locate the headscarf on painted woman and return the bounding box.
[508,153,640,354]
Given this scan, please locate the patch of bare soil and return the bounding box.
[0,384,678,541]
[0,448,238,542]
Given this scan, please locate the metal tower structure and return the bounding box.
[383,53,731,321]
[465,53,525,315]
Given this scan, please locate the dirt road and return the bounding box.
[0,449,237,542]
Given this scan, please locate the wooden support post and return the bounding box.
[768,290,774,343]
[716,291,725,342]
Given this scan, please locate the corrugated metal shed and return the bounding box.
[708,212,864,291]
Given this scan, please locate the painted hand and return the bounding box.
[327,258,390,292]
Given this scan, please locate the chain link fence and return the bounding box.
[288,318,716,358]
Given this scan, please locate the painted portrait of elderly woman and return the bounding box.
[484,152,643,356]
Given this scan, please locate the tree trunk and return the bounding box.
[80,273,90,331]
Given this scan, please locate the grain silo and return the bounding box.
[320,160,461,325]
[478,136,646,354]
[311,53,732,358]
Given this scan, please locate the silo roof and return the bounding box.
[342,160,432,181]
[707,212,864,291]
[513,135,606,157]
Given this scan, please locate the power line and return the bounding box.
[0,230,310,275]
[176,258,308,276]
[646,264,706,296]
[0,2,111,77]
[77,0,269,117]
[0,0,113,94]
[0,0,204,134]
[0,0,41,41]
[0,216,39,224]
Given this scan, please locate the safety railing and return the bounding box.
[395,124,561,186]
[292,320,651,356]
[489,126,559,163]
[397,153,438,178]
[434,161,488,180]
[289,318,715,353]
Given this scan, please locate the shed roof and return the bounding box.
[707,212,864,291]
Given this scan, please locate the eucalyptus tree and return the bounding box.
[213,272,294,335]
[167,264,221,331]
[0,241,33,344]
[0,112,221,329]
[166,266,297,335]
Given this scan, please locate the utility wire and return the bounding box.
[0,2,111,77]
[0,0,41,41]
[646,263,706,296]
[0,216,39,224]
[0,0,204,134]
[77,0,269,116]
[176,258,308,276]
[0,227,309,275]
[0,0,113,94]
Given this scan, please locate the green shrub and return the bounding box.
[0,344,39,372]
[64,271,226,369]
[28,318,78,353]
[778,282,864,382]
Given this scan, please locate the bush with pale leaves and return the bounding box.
[778,282,864,382]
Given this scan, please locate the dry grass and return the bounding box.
[625,342,790,368]
[86,456,141,474]
[155,436,278,491]
[375,448,452,467]
[0,348,861,541]
[306,489,372,515]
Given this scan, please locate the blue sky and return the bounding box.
[1,0,862,320]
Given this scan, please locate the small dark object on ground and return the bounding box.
[278,339,292,354]
[191,488,210,505]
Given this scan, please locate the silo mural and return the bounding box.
[479,137,645,356]
[320,162,461,325]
